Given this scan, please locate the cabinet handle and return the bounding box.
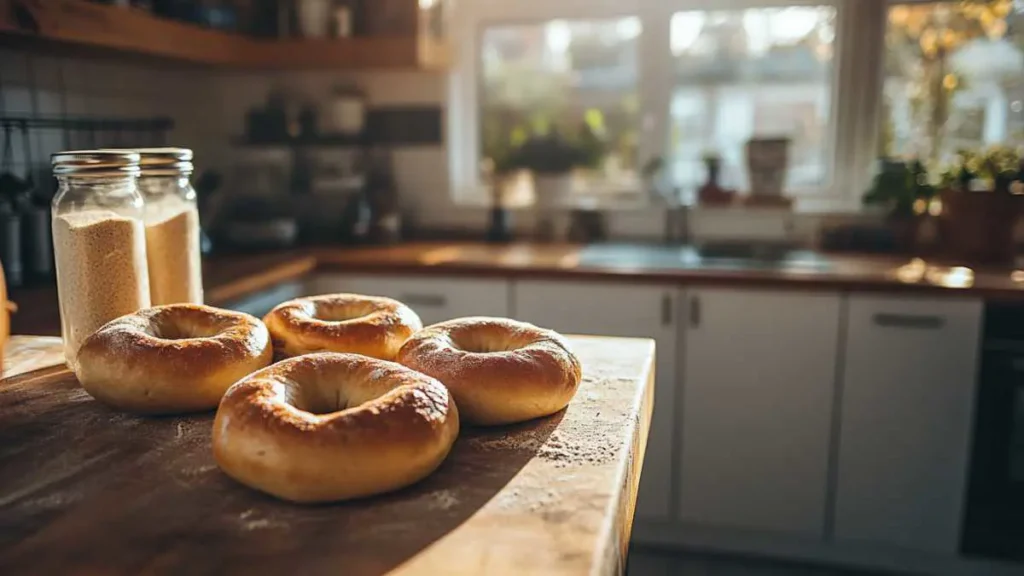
[399,293,447,308]
[690,295,701,328]
[661,294,672,326]
[872,313,945,330]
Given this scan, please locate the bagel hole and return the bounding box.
[312,301,375,323]
[452,331,523,354]
[152,321,221,340]
[298,385,352,415]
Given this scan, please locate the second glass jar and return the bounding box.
[135,148,204,306]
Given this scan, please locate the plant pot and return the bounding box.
[940,189,1021,265]
[532,172,573,210]
[888,214,921,254]
[297,0,332,38]
[746,138,790,199]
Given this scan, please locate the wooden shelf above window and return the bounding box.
[0,0,448,70]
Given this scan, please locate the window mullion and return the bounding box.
[833,0,887,203]
[638,3,675,198]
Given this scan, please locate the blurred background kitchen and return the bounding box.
[6,1,1024,575]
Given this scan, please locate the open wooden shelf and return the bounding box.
[0,0,447,70]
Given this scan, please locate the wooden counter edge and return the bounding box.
[204,255,318,305]
[593,338,656,576]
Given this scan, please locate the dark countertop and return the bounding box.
[12,242,1024,335]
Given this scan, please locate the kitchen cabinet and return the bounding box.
[679,288,841,537]
[834,296,982,555]
[307,274,510,326]
[514,280,679,523]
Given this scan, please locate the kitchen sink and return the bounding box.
[577,243,834,272]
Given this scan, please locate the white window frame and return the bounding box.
[447,0,892,212]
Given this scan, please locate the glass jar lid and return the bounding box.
[135,147,194,176]
[51,150,141,177]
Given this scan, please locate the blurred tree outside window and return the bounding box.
[882,0,1024,164]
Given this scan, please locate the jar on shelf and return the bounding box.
[51,150,150,373]
[135,148,204,306]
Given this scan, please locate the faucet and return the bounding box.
[662,188,691,245]
[642,157,691,246]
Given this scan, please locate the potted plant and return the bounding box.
[934,145,1023,264]
[863,158,936,251]
[499,124,605,209]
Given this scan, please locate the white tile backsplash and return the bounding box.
[3,85,33,114]
[0,50,29,86]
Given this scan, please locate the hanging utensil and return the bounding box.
[15,119,35,211]
[0,123,23,287]
[0,123,26,198]
[19,119,54,282]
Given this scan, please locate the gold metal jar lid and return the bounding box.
[51,150,141,177]
[135,147,194,176]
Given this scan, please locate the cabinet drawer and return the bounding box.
[306,274,510,326]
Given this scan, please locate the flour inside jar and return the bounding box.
[53,210,151,370]
[145,198,203,306]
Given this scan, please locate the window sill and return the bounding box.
[451,184,865,215]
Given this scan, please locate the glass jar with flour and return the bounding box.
[135,148,203,306]
[51,150,150,372]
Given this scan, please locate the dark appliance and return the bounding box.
[962,302,1024,562]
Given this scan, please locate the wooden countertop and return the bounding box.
[13,242,1024,336]
[3,336,63,378]
[310,243,1023,299]
[0,335,654,576]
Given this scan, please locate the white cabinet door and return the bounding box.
[307,274,510,326]
[835,296,982,554]
[515,280,679,523]
[679,288,841,537]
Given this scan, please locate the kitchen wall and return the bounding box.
[0,50,211,177]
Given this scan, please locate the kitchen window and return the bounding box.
[453,0,1021,210]
[479,18,642,206]
[668,6,837,195]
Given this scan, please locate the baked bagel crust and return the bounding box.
[212,352,459,503]
[76,304,273,414]
[263,294,422,360]
[397,317,582,425]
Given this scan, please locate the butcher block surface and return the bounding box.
[0,335,654,576]
[3,336,63,378]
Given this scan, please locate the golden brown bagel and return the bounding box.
[212,352,459,503]
[397,317,582,426]
[76,304,273,414]
[263,294,422,360]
